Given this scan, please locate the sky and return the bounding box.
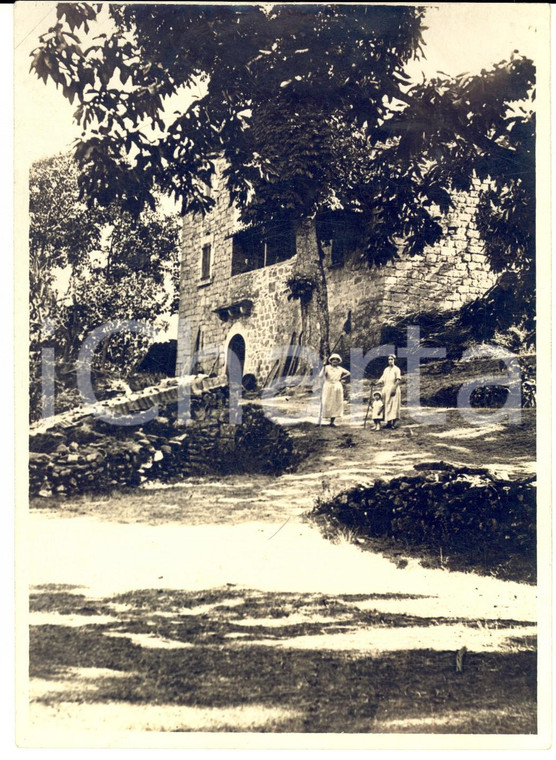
[404,3,541,81]
[14,2,547,171]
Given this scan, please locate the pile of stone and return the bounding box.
[311,461,536,566]
[29,384,297,498]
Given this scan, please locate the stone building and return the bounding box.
[176,167,496,384]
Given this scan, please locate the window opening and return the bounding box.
[231,221,296,275]
[201,243,212,280]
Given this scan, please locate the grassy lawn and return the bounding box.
[29,586,536,734]
[27,377,538,737]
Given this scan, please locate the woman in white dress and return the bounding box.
[378,354,402,428]
[320,353,350,426]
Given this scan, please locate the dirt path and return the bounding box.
[25,409,538,737]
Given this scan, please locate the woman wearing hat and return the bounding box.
[377,354,402,429]
[319,353,350,426]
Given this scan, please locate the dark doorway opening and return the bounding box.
[227,334,246,386]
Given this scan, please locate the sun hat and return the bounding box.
[373,390,382,397]
[388,354,396,360]
[329,353,342,362]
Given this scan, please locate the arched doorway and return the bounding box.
[226,333,246,386]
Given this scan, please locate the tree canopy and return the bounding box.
[31,4,425,218]
[32,4,534,249]
[31,3,536,346]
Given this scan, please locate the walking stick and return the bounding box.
[363,382,375,429]
[317,367,325,425]
[317,366,325,426]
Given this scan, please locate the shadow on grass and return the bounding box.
[29,587,537,734]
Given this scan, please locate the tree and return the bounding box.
[29,152,180,419]
[31,4,535,358]
[29,153,107,346]
[371,58,535,338]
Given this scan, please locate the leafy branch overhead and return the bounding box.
[31,4,535,312]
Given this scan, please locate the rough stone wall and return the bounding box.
[29,387,297,497]
[326,179,497,350]
[178,172,496,380]
[177,166,300,380]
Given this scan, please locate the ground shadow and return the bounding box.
[29,587,537,734]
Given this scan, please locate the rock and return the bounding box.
[29,452,50,465]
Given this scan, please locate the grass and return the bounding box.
[29,586,537,734]
[27,369,538,735]
[30,408,537,528]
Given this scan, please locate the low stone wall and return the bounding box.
[29,386,297,498]
[311,461,536,578]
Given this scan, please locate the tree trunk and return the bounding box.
[295,219,330,363]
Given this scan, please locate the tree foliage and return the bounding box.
[29,151,180,419]
[31,5,425,218]
[29,153,106,337]
[31,3,536,342]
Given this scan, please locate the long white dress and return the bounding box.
[321,365,350,418]
[379,364,401,423]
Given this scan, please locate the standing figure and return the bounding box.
[319,353,350,426]
[370,390,384,431]
[378,354,402,429]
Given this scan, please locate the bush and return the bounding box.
[228,404,297,475]
[380,296,535,362]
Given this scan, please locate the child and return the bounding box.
[371,390,384,430]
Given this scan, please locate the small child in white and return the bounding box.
[371,390,384,431]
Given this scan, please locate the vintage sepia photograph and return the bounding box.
[15,1,551,748]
